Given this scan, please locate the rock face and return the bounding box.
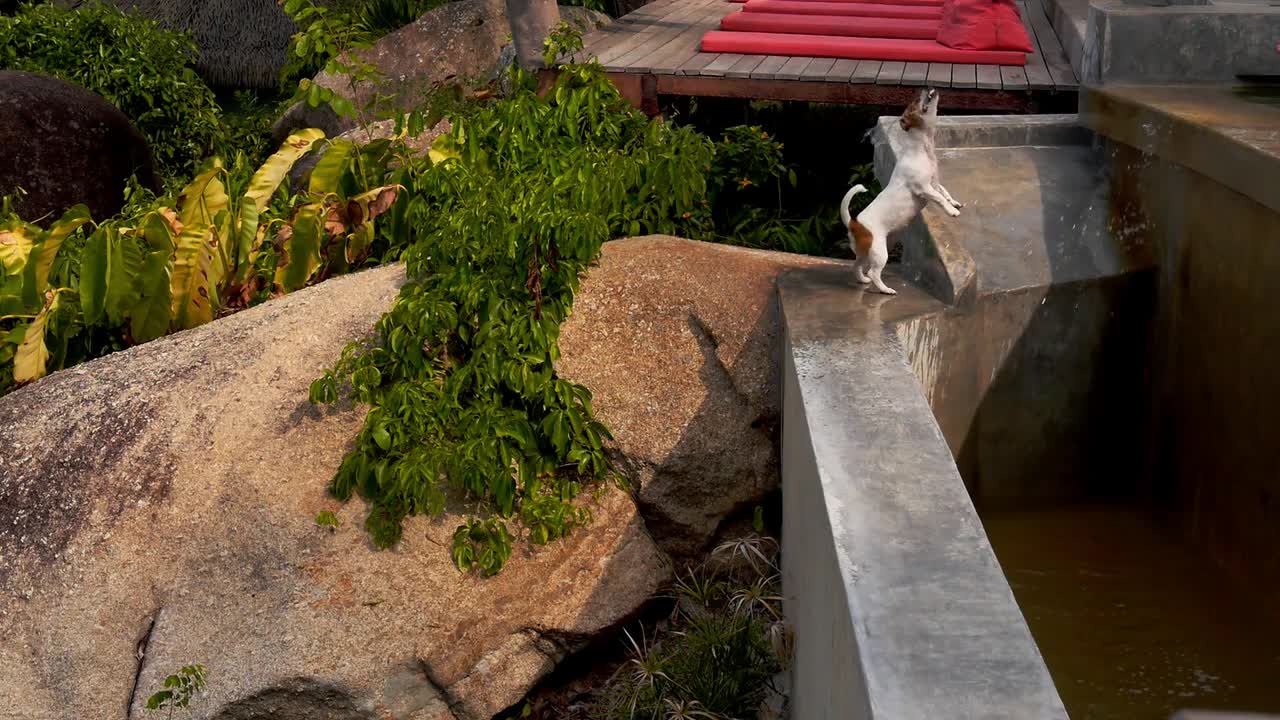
[0,265,668,720]
[274,0,509,141]
[558,237,848,562]
[272,0,611,142]
[0,71,159,222]
[0,236,842,718]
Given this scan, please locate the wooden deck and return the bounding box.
[575,0,1078,113]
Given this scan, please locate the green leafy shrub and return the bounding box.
[309,30,717,569]
[0,129,400,394]
[145,663,208,717]
[0,2,226,178]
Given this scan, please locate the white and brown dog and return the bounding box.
[840,87,961,295]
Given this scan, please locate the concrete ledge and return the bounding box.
[1081,1,1280,84]
[1080,84,1280,216]
[779,268,1067,720]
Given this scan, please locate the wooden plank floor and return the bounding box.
[579,0,1078,112]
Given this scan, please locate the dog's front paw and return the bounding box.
[952,200,964,208]
[946,206,961,217]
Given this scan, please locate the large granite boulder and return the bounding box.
[272,0,611,142]
[0,265,667,720]
[0,71,159,222]
[558,237,847,561]
[0,237,843,718]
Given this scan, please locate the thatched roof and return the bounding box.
[75,0,299,88]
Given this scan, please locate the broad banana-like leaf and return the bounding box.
[309,139,355,196]
[21,205,92,308]
[209,207,232,293]
[140,211,177,255]
[13,290,61,384]
[81,226,144,326]
[274,203,324,292]
[169,223,218,330]
[232,129,325,279]
[130,249,173,343]
[178,160,228,228]
[78,226,110,325]
[232,202,260,284]
[248,129,325,212]
[0,222,36,275]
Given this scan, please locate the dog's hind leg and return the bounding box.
[866,234,896,295]
[849,220,874,285]
[853,256,871,284]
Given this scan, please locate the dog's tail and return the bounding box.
[840,184,867,228]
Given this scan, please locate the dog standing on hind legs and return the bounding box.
[840,87,962,295]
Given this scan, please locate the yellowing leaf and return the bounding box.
[177,160,228,230]
[13,290,60,384]
[169,223,218,330]
[247,129,325,213]
[0,223,36,276]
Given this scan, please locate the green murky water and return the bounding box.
[980,506,1280,720]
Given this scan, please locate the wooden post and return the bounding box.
[607,73,661,118]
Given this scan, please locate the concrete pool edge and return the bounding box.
[778,269,1069,720]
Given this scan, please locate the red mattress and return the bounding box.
[721,12,939,39]
[741,1,944,19]
[754,0,943,4]
[700,30,1027,64]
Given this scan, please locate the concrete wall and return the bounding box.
[778,271,1067,720]
[1081,0,1280,84]
[1108,139,1280,602]
[1080,85,1280,600]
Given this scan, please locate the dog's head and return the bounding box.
[899,87,940,133]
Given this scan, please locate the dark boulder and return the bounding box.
[0,71,159,222]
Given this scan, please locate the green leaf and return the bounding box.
[21,205,91,307]
[308,139,355,195]
[78,226,110,326]
[80,227,144,327]
[274,203,324,292]
[129,249,173,343]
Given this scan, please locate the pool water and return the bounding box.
[980,506,1280,720]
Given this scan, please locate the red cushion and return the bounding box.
[935,0,1033,52]
[788,0,942,4]
[699,30,1027,64]
[743,0,944,19]
[721,12,939,39]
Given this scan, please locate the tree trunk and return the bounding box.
[505,0,561,70]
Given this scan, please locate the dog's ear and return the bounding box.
[900,109,924,132]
